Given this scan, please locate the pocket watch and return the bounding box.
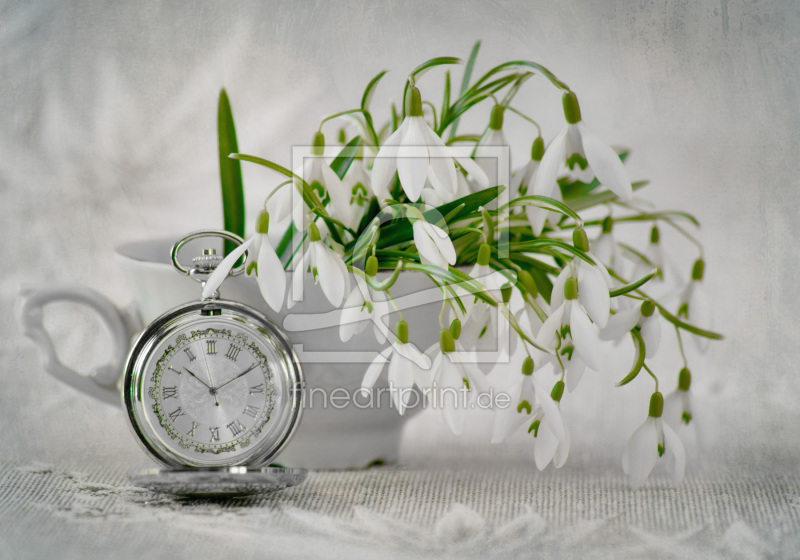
[122,230,305,494]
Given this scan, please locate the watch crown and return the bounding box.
[192,249,223,273]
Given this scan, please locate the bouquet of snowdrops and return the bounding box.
[206,41,722,487]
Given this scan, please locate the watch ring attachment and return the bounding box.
[170,230,249,280]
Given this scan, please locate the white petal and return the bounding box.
[662,391,684,430]
[533,129,567,201]
[577,261,610,328]
[396,118,430,201]
[592,233,615,267]
[569,303,600,371]
[553,425,571,468]
[622,418,658,489]
[256,236,286,312]
[339,287,368,342]
[313,243,349,307]
[565,356,586,393]
[533,419,559,470]
[287,249,307,309]
[538,395,565,441]
[439,356,467,435]
[662,423,686,486]
[425,130,458,197]
[371,124,404,201]
[388,349,416,415]
[580,123,632,202]
[601,309,641,342]
[202,237,255,299]
[360,347,392,396]
[640,313,662,358]
[453,151,490,190]
[549,265,571,312]
[536,303,565,351]
[423,222,456,265]
[412,221,447,269]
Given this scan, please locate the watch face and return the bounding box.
[124,301,302,468]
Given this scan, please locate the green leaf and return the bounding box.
[501,195,583,225]
[448,40,481,140]
[218,89,245,254]
[609,268,658,297]
[616,329,646,386]
[330,136,361,180]
[376,186,503,249]
[567,181,649,212]
[656,304,724,340]
[361,70,387,146]
[275,221,297,260]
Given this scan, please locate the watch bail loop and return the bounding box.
[171,230,249,288]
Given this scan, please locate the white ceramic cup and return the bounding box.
[18,236,441,469]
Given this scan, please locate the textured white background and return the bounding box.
[1,0,798,476]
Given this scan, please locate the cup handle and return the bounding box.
[17,284,143,408]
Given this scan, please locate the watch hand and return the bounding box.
[183,367,211,389]
[183,367,221,406]
[216,363,258,391]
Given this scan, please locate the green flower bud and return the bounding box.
[562,91,582,125]
[678,367,691,391]
[602,216,613,234]
[337,128,346,144]
[648,391,664,418]
[308,222,322,242]
[439,329,455,354]
[573,227,590,252]
[255,210,270,234]
[477,243,491,267]
[365,255,378,276]
[395,320,408,344]
[518,269,539,297]
[489,104,505,130]
[449,319,461,340]
[564,277,578,301]
[692,259,705,281]
[312,131,325,156]
[501,284,512,304]
[650,226,660,244]
[640,300,656,318]
[531,136,545,162]
[550,380,565,402]
[406,85,423,117]
[522,356,534,375]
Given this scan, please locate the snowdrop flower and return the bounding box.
[592,216,622,272]
[622,391,686,488]
[601,299,662,358]
[360,321,428,415]
[678,259,713,351]
[290,222,350,307]
[303,132,357,229]
[491,356,536,443]
[202,211,285,312]
[474,104,510,190]
[663,368,694,428]
[412,217,456,270]
[530,379,570,471]
[631,226,665,283]
[421,329,486,435]
[342,148,373,226]
[338,266,390,344]
[528,92,632,236]
[371,85,489,203]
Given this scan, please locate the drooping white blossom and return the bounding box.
[528,92,632,236]
[412,220,456,270]
[290,222,350,307]
[371,86,488,204]
[622,392,685,488]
